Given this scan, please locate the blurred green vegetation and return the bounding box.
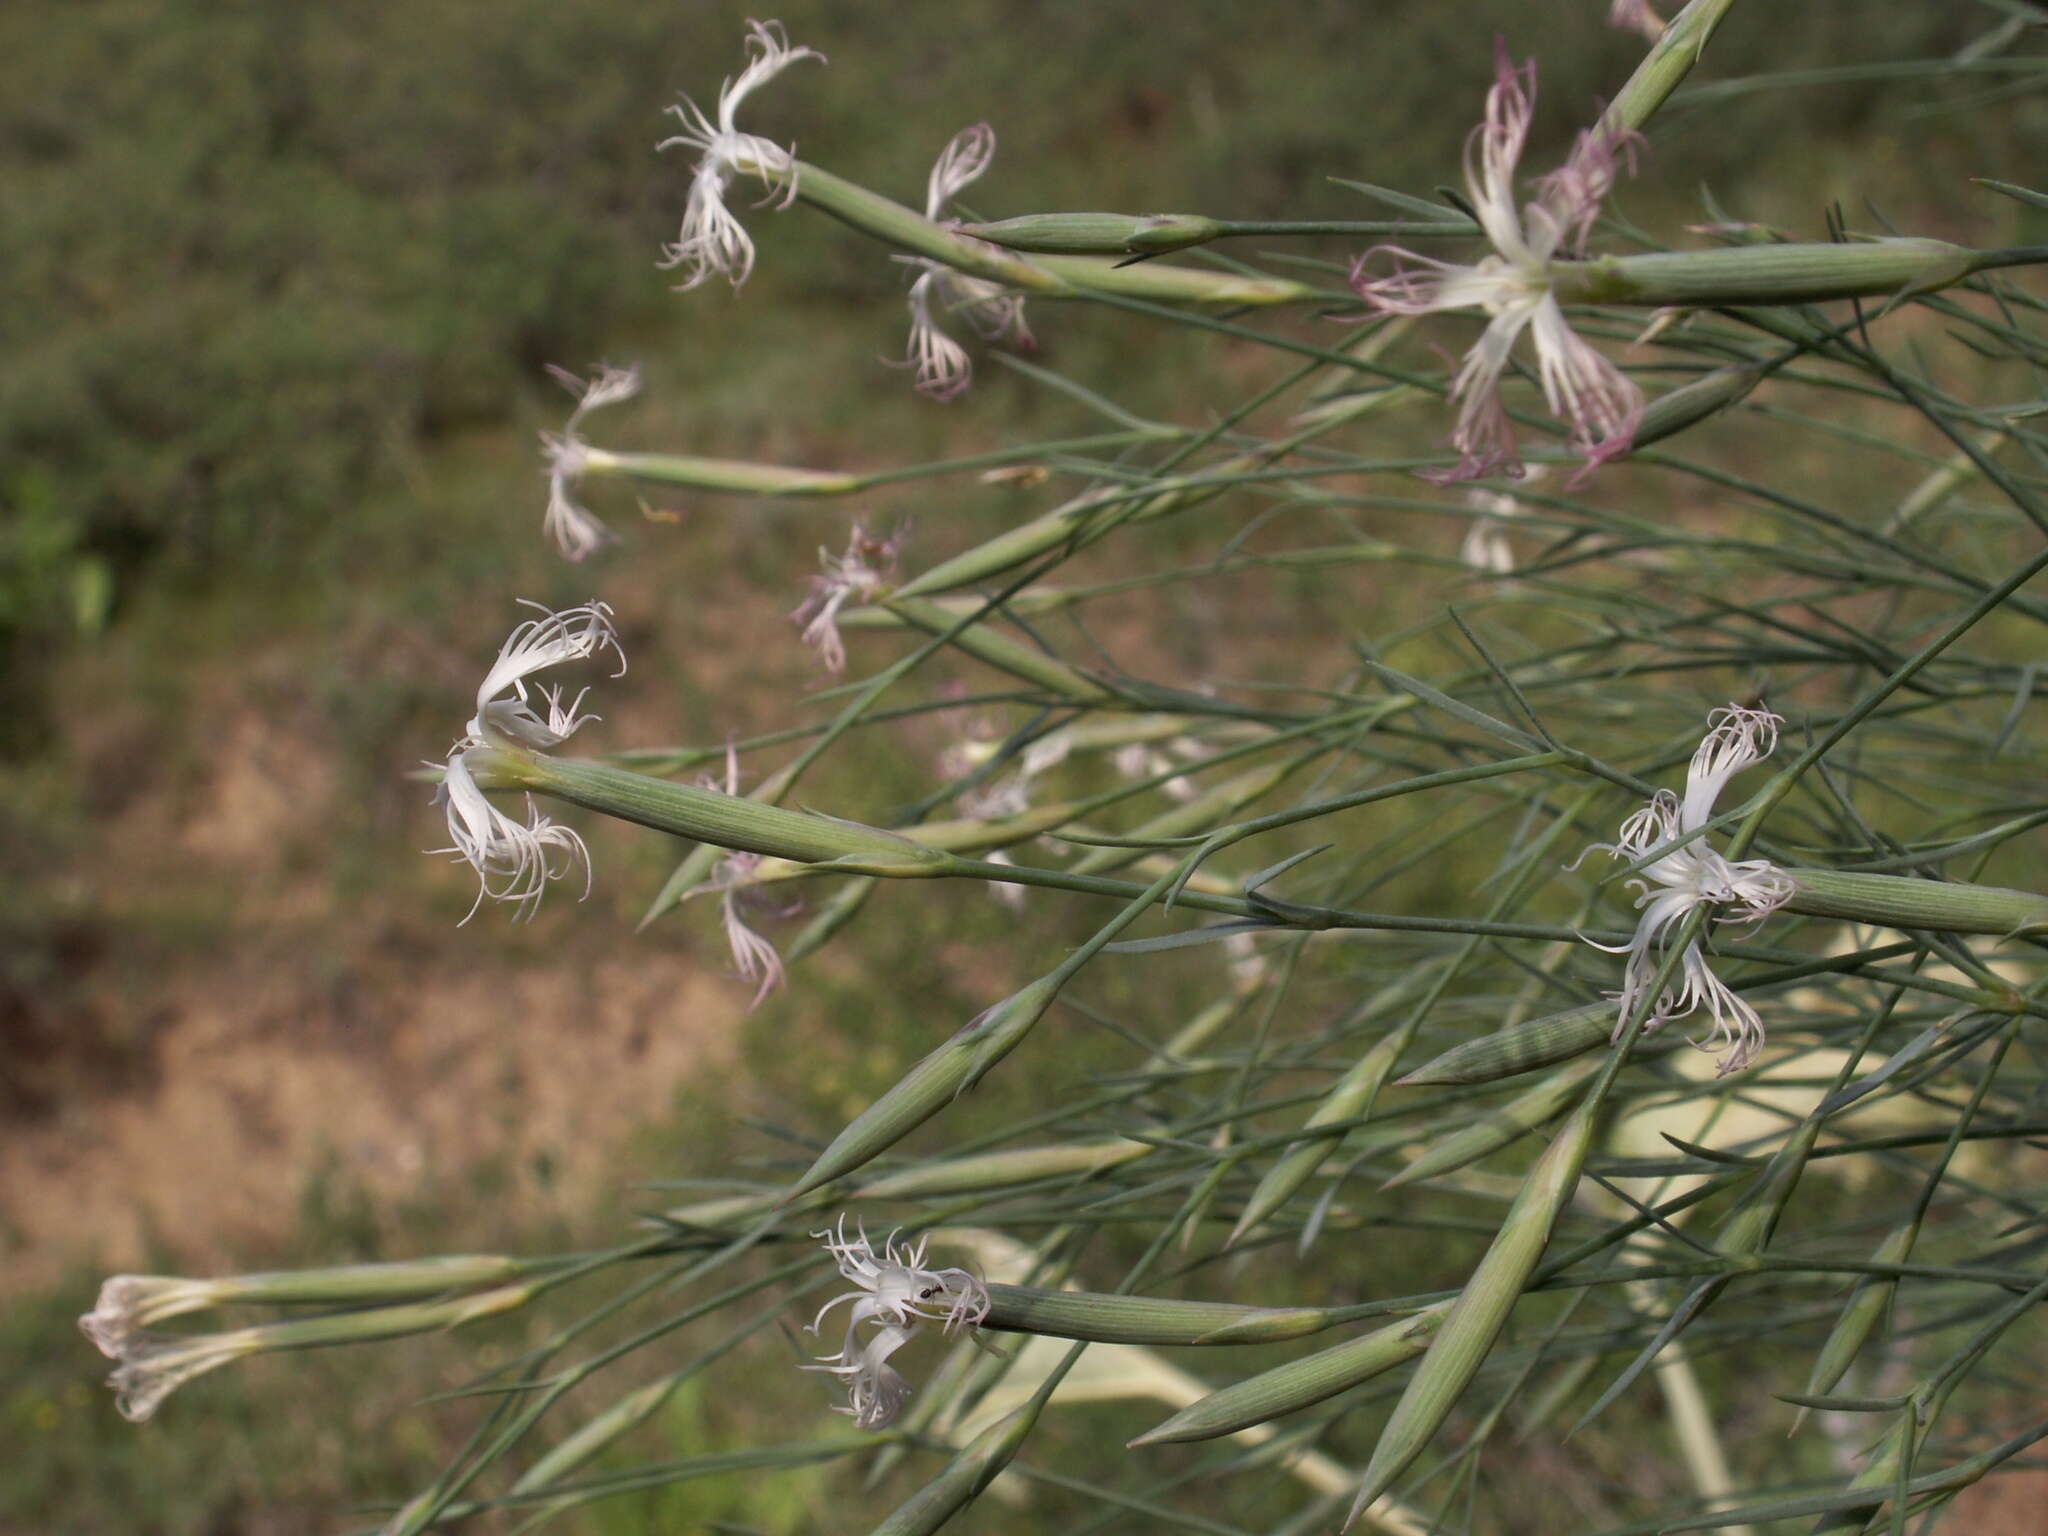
[5,0,2037,1531]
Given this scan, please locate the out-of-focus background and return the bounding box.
[4,2,2036,1529]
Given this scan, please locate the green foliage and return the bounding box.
[17,1,2048,1533]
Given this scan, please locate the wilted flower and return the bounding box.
[433,602,625,921]
[80,1276,228,1358]
[1351,44,1644,484]
[710,849,786,1005]
[1460,464,1543,575]
[808,1320,919,1430]
[901,124,1033,399]
[1608,0,1665,40]
[539,364,642,560]
[657,20,823,289]
[102,1330,265,1423]
[790,523,901,672]
[983,848,1028,912]
[1580,704,1794,1073]
[804,1217,989,1429]
[1461,501,1515,575]
[690,746,788,1005]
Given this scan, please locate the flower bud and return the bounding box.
[1631,361,1764,449]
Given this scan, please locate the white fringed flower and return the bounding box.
[539,363,641,561]
[1351,44,1644,485]
[657,20,823,289]
[804,1218,990,1430]
[1582,705,1794,1074]
[790,523,900,672]
[432,602,625,922]
[901,124,1033,399]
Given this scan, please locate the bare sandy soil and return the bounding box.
[3,661,748,1293]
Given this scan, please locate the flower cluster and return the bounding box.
[804,1218,989,1430]
[433,602,625,921]
[1582,704,1794,1073]
[656,20,823,289]
[539,363,642,561]
[901,124,1034,399]
[1352,44,1643,484]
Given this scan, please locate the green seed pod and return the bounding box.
[1601,0,1741,137]
[982,1285,1338,1347]
[508,1373,683,1495]
[1229,1027,1408,1246]
[785,977,1064,1198]
[894,452,1287,599]
[1381,1057,1596,1189]
[1130,1301,1453,1446]
[1398,1002,1616,1086]
[956,212,1227,256]
[868,1404,1038,1536]
[884,596,1119,702]
[1789,1220,1916,1434]
[1345,1102,1596,1528]
[1552,239,1979,309]
[658,1188,788,1230]
[836,588,1074,631]
[851,1138,1151,1201]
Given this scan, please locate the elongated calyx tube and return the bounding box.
[1782,869,2048,937]
[787,160,1316,307]
[955,212,1228,256]
[1549,238,1979,308]
[474,747,958,878]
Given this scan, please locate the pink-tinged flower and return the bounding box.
[697,745,786,1006]
[790,523,901,672]
[900,124,1033,399]
[432,602,625,922]
[1608,0,1666,41]
[1579,705,1794,1074]
[804,1217,989,1429]
[657,20,824,289]
[539,364,641,561]
[711,851,785,1006]
[1351,44,1644,484]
